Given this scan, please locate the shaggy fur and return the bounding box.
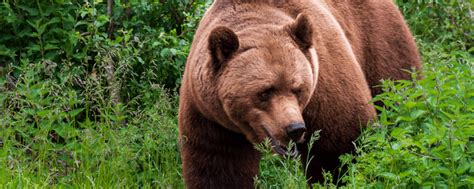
[179,0,421,188]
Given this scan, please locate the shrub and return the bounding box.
[0,60,183,188]
[0,0,472,188]
[340,42,473,188]
[395,0,472,49]
[0,1,209,188]
[336,1,473,187]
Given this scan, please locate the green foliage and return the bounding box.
[254,140,308,189]
[0,0,472,188]
[334,1,474,188]
[1,61,183,188]
[340,42,473,188]
[0,0,207,92]
[395,0,473,49]
[0,0,208,188]
[255,132,322,189]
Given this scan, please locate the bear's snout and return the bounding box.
[286,123,306,142]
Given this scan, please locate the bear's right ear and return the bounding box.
[208,26,239,71]
[288,13,313,50]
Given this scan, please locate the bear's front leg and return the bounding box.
[179,107,261,189]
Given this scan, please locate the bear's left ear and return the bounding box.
[208,26,240,71]
[287,13,313,50]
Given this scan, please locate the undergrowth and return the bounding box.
[339,42,473,188]
[0,0,472,188]
[1,60,182,188]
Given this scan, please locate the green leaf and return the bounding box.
[379,172,398,180]
[37,109,51,117]
[410,110,426,119]
[69,108,84,117]
[44,43,59,51]
[160,48,171,57]
[27,44,41,52]
[456,162,471,174]
[170,48,177,56]
[17,5,39,16]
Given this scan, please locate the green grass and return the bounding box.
[0,62,183,188]
[1,1,472,188]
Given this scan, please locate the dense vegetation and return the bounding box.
[0,1,472,188]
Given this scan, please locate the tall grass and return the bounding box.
[0,61,183,188]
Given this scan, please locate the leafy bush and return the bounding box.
[0,60,183,188]
[0,0,207,96]
[340,42,473,188]
[337,1,473,187]
[395,0,472,49]
[0,0,208,188]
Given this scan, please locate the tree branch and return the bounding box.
[107,0,114,39]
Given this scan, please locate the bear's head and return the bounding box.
[206,14,319,155]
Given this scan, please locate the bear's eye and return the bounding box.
[292,88,303,97]
[259,88,274,102]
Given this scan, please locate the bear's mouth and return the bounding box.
[262,126,299,158]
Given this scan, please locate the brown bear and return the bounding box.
[178,0,421,188]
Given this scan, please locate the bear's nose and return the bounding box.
[286,123,306,141]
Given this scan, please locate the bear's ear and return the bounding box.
[208,26,239,70]
[288,13,313,50]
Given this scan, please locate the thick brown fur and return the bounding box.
[179,0,421,188]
